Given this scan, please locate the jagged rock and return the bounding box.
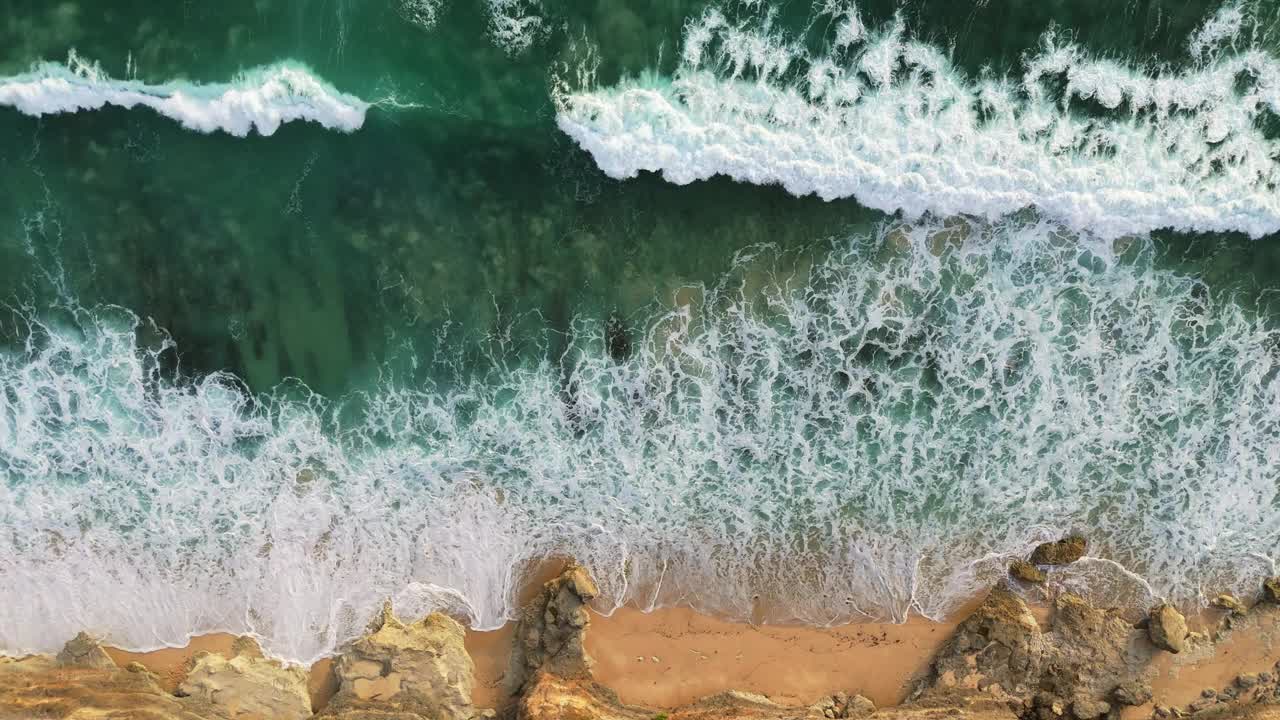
[1213,594,1248,616]
[1112,680,1153,706]
[1010,560,1047,584]
[919,586,1155,718]
[921,584,1048,697]
[178,647,311,720]
[1072,696,1111,719]
[1265,578,1280,604]
[54,631,116,669]
[506,564,599,695]
[1030,536,1087,566]
[1149,604,1189,654]
[320,604,476,720]
[1237,674,1260,689]
[807,692,875,719]
[516,671,647,720]
[0,648,214,719]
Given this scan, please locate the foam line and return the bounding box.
[556,4,1280,239]
[0,52,369,136]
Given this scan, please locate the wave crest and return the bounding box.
[0,52,369,136]
[556,2,1280,239]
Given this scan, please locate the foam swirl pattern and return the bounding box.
[557,3,1280,239]
[0,52,368,136]
[2,219,1276,663]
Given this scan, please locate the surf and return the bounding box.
[0,51,369,137]
[556,2,1280,239]
[2,217,1276,665]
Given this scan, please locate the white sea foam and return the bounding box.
[556,3,1280,239]
[0,52,369,136]
[2,218,1277,663]
[397,0,545,53]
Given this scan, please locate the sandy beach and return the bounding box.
[94,593,1279,717]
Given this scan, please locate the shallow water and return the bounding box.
[0,0,1278,663]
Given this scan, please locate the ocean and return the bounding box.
[0,0,1277,665]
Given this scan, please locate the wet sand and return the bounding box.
[585,606,961,708]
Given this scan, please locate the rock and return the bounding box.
[0,652,213,719]
[178,648,311,720]
[1236,673,1259,689]
[1148,604,1189,654]
[1010,560,1047,584]
[1212,594,1247,616]
[1112,681,1153,707]
[321,603,476,720]
[1202,689,1218,699]
[809,693,875,719]
[1030,536,1088,566]
[1072,697,1111,719]
[919,587,1157,718]
[1264,577,1280,604]
[507,564,599,695]
[54,632,116,669]
[922,584,1048,697]
[846,694,876,717]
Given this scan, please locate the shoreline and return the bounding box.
[6,542,1279,720]
[84,594,1278,717]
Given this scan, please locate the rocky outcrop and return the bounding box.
[1163,667,1280,718]
[1264,578,1280,604]
[922,584,1049,698]
[1029,536,1087,566]
[506,563,600,695]
[0,635,215,720]
[177,641,311,720]
[1213,594,1248,616]
[918,584,1157,717]
[54,631,118,669]
[1112,680,1153,707]
[319,603,481,720]
[1009,560,1047,584]
[1149,603,1189,654]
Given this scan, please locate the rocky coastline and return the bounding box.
[3,539,1279,720]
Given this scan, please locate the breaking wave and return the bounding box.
[0,52,369,136]
[2,217,1277,664]
[556,2,1280,239]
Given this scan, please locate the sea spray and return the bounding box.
[556,2,1280,239]
[0,52,369,136]
[1,217,1276,663]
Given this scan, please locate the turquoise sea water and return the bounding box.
[0,0,1278,662]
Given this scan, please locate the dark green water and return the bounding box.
[0,0,1277,662]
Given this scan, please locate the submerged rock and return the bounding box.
[1148,603,1189,654]
[1030,536,1088,566]
[1265,577,1280,604]
[1010,559,1047,583]
[320,603,477,720]
[1213,594,1247,616]
[178,645,311,720]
